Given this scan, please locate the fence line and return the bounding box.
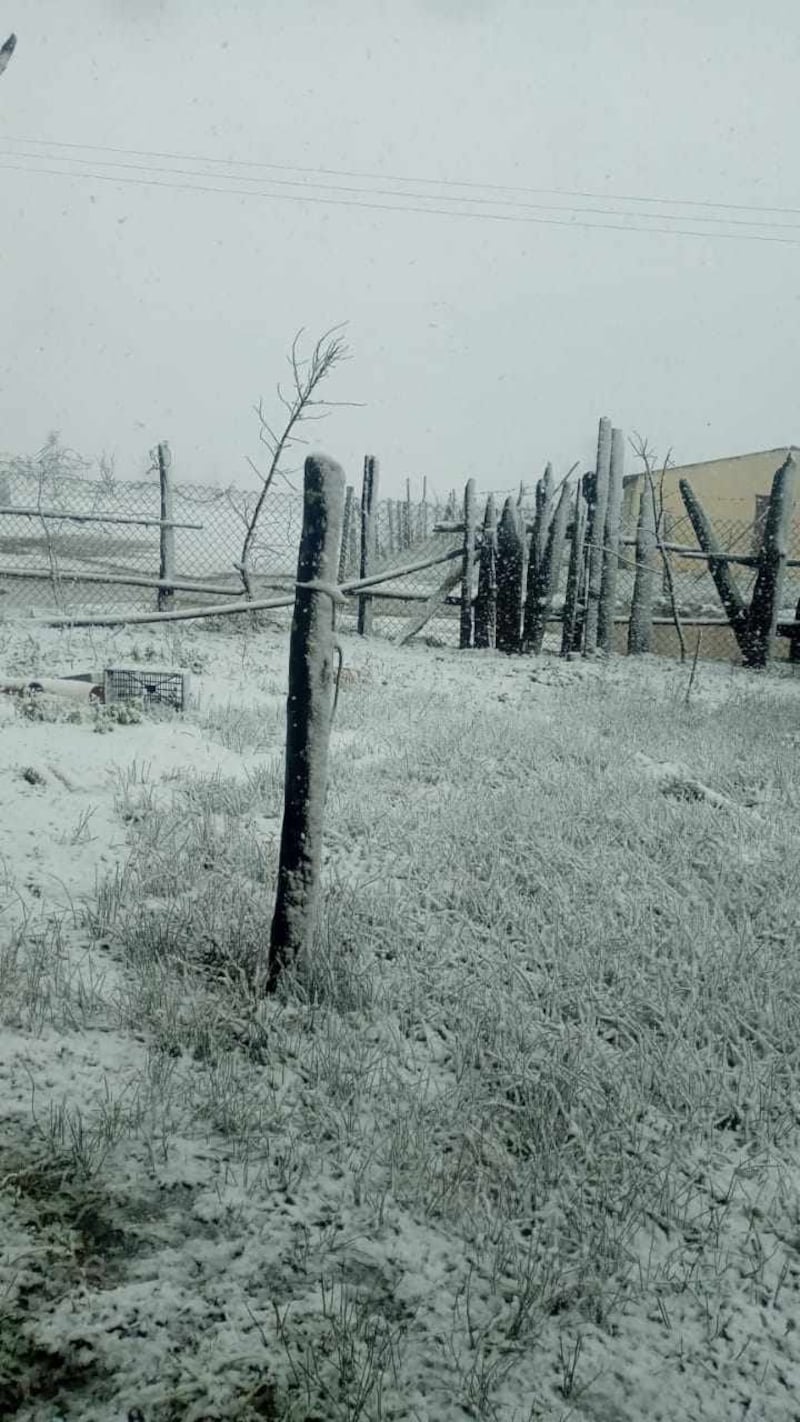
[2,437,799,665]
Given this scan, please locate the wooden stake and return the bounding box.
[743,453,797,668]
[583,418,612,655]
[474,495,498,649]
[496,497,524,653]
[265,453,346,994]
[460,478,477,649]
[157,442,176,613]
[524,464,555,649]
[357,455,379,636]
[627,481,658,655]
[561,482,587,656]
[598,427,625,652]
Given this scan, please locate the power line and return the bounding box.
[3,130,800,219]
[2,143,800,232]
[2,155,800,247]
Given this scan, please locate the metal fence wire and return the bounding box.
[0,461,797,663]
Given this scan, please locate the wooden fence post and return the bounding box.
[598,426,625,652]
[387,500,397,555]
[157,441,176,613]
[460,478,477,649]
[349,498,359,580]
[743,453,796,668]
[525,480,572,654]
[523,464,555,649]
[496,496,524,653]
[404,478,413,550]
[357,455,379,636]
[338,484,354,583]
[265,453,346,995]
[627,481,657,654]
[583,417,612,655]
[421,477,429,542]
[474,494,498,649]
[561,482,587,656]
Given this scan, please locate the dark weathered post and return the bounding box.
[157,441,176,613]
[524,465,555,648]
[627,481,658,654]
[561,482,587,656]
[348,497,359,581]
[357,455,379,636]
[679,478,750,655]
[387,500,397,555]
[265,453,346,995]
[598,426,625,652]
[743,453,796,668]
[460,478,477,649]
[404,478,413,550]
[525,480,572,654]
[583,417,612,655]
[338,485,354,583]
[496,496,524,653]
[474,494,498,649]
[420,476,429,542]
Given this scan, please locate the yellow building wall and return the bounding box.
[622,447,797,531]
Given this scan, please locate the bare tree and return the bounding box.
[235,324,362,597]
[629,434,687,662]
[0,34,16,78]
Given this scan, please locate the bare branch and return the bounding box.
[630,433,686,661]
[237,324,358,595]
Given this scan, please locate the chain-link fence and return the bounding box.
[1,455,797,663]
[0,453,452,627]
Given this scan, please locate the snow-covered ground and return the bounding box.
[1,615,798,1421]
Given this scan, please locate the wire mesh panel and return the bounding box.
[103,667,191,709]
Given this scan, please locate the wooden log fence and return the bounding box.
[14,431,797,665]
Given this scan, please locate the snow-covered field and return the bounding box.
[1,615,798,1421]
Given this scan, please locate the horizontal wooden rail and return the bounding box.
[0,505,203,530]
[33,545,465,628]
[0,565,246,596]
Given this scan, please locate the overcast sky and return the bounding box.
[2,0,799,499]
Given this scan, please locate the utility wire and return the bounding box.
[3,130,799,218]
[2,143,799,232]
[2,154,800,247]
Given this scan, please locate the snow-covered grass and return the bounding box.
[1,614,798,1421]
